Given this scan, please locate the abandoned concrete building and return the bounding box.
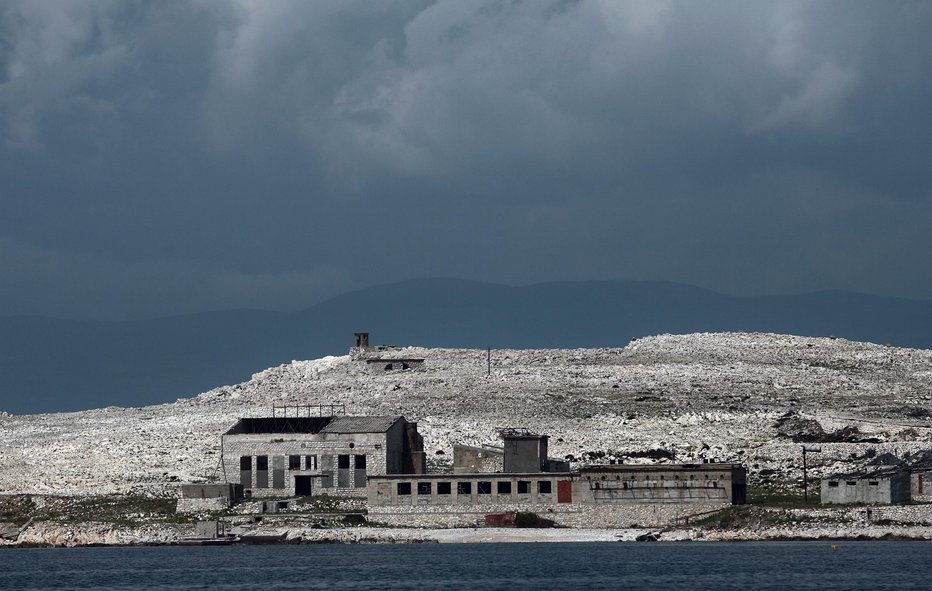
[452,430,571,474]
[821,451,932,505]
[351,332,425,373]
[221,413,425,499]
[368,431,747,527]
[820,467,911,505]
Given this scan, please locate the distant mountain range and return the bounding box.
[3,278,932,414]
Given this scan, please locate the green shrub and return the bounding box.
[514,512,557,528]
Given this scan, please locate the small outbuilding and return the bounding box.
[820,467,911,505]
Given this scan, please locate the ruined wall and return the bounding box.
[222,432,389,498]
[911,471,932,502]
[453,446,504,474]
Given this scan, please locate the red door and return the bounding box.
[557,480,573,504]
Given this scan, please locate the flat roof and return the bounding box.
[225,415,404,435]
[579,463,745,473]
[368,472,575,480]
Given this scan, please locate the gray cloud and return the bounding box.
[0,0,930,319]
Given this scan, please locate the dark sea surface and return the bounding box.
[0,541,928,590]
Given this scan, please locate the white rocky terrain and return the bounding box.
[2,332,932,497]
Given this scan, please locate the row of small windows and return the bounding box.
[397,480,553,496]
[827,480,880,487]
[240,454,366,489]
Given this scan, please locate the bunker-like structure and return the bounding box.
[222,415,425,498]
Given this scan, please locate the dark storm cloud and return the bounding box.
[0,0,930,319]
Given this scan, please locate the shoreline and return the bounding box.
[5,523,932,548]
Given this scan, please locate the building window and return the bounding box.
[306,455,317,470]
[828,481,839,488]
[240,456,251,470]
[338,454,351,488]
[417,482,432,495]
[437,482,452,495]
[255,455,269,488]
[397,482,412,495]
[354,455,367,489]
[477,481,492,494]
[869,481,879,486]
[289,455,301,470]
[517,481,531,494]
[457,482,472,495]
[846,481,857,486]
[538,480,552,494]
[497,481,512,495]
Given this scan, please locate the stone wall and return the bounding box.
[177,497,228,514]
[367,502,727,528]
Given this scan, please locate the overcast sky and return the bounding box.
[1,0,930,320]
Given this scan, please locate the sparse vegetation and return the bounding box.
[514,512,557,528]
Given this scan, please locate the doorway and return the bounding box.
[295,475,312,496]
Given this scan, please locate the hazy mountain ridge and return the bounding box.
[3,278,932,413]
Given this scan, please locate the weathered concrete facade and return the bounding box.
[820,468,911,505]
[452,445,504,474]
[222,415,424,499]
[367,463,745,527]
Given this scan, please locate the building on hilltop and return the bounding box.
[221,411,425,499]
[350,332,426,373]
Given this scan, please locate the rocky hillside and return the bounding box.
[2,332,932,497]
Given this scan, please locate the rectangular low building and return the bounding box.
[820,467,911,505]
[576,463,747,505]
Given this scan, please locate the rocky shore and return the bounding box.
[5,520,932,548]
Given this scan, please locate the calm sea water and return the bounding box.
[0,541,928,590]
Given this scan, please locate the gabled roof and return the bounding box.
[319,416,404,434]
[866,452,904,467]
[824,466,907,480]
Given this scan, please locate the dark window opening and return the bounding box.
[338,455,350,469]
[437,482,452,495]
[457,482,472,495]
[385,363,393,371]
[289,455,301,470]
[517,481,530,494]
[477,481,492,494]
[240,456,251,470]
[397,482,412,495]
[847,481,857,486]
[417,482,432,495]
[538,481,552,494]
[306,455,317,470]
[355,455,366,469]
[402,362,409,370]
[828,481,839,487]
[497,481,512,494]
[869,481,879,486]
[256,456,268,471]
